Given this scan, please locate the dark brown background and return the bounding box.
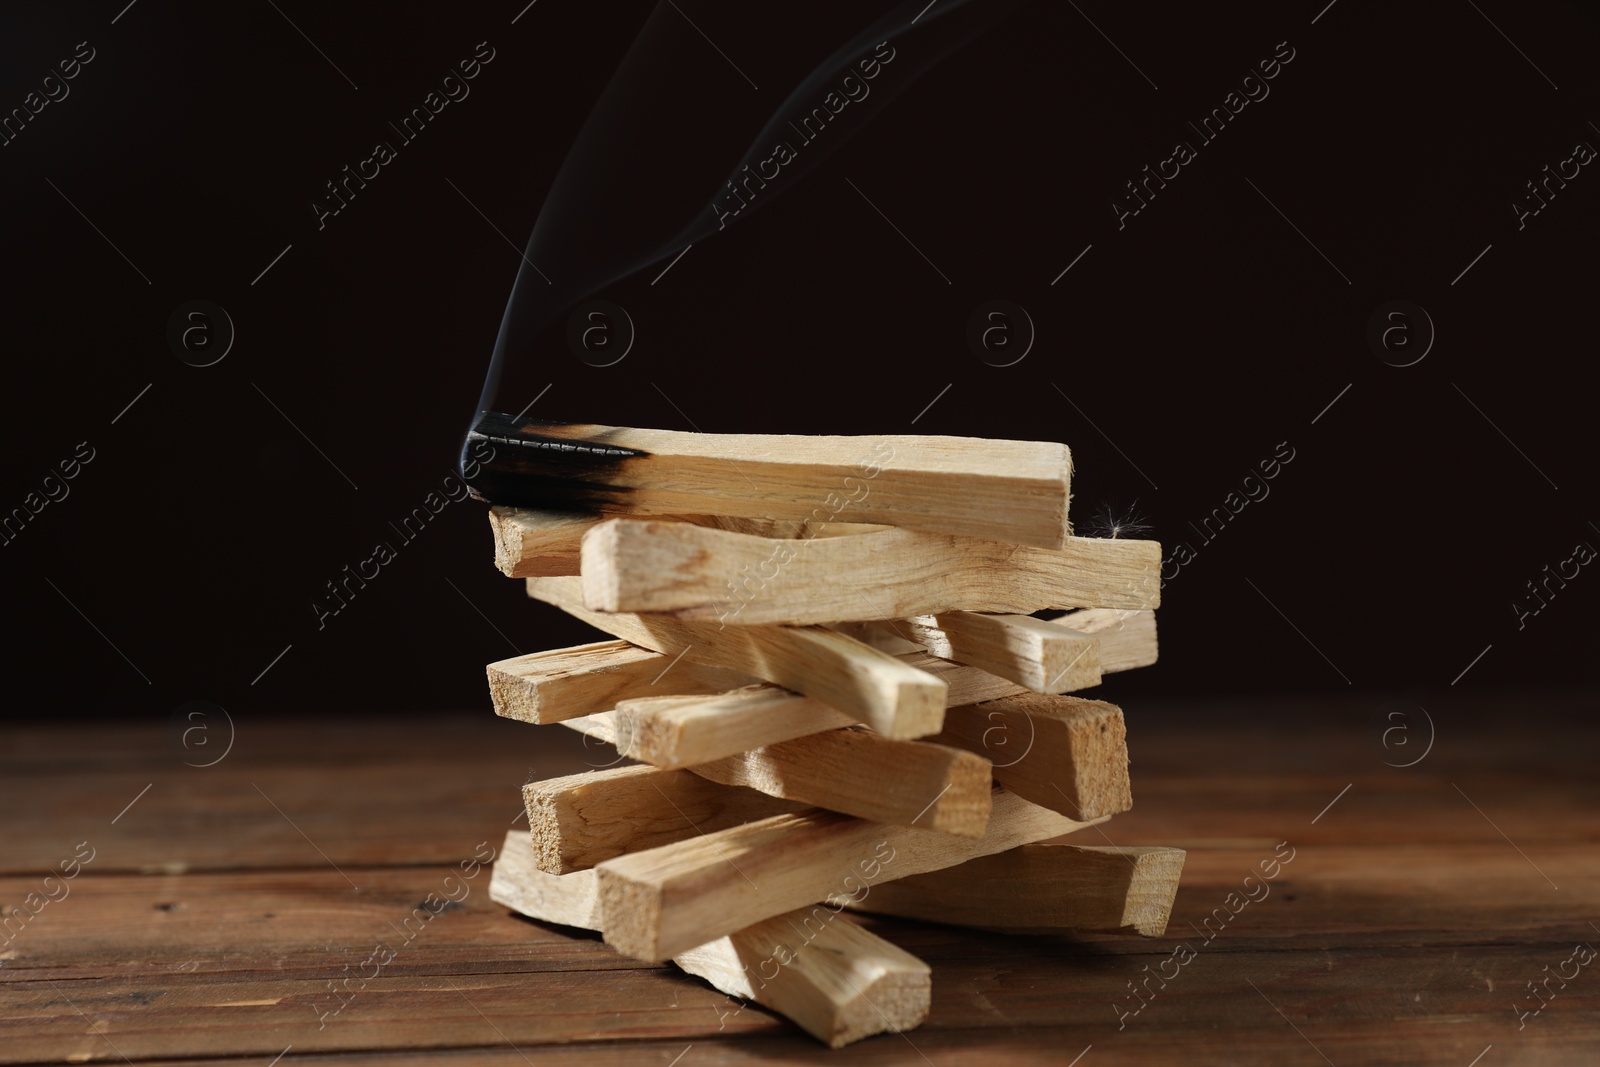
[3,0,1596,723]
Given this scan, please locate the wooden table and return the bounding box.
[4,693,1596,1065]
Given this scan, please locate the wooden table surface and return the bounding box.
[4,692,1596,1066]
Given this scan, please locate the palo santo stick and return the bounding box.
[580,519,1159,625]
[564,714,992,836]
[486,640,751,724]
[527,576,948,739]
[611,689,857,768]
[597,787,1101,961]
[525,764,800,874]
[844,844,1185,937]
[675,906,931,1047]
[465,412,1073,549]
[489,508,870,578]
[935,694,1131,820]
[896,612,1101,694]
[581,614,1157,769]
[1053,607,1159,673]
[489,829,929,1047]
[489,828,604,929]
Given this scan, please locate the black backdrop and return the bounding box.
[4,0,1596,725]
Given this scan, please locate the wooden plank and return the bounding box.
[490,829,930,1047]
[525,764,802,874]
[896,611,1102,693]
[465,412,1074,549]
[486,640,751,724]
[527,576,948,739]
[596,788,1100,961]
[934,693,1131,821]
[1052,606,1159,672]
[847,844,1184,936]
[580,519,1157,624]
[561,715,990,835]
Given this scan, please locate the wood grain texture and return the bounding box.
[524,765,801,874]
[847,844,1185,936]
[488,506,887,578]
[596,788,1100,961]
[580,519,1157,624]
[897,611,1102,693]
[1051,607,1159,673]
[694,731,988,837]
[489,829,929,1047]
[527,575,948,739]
[489,827,603,928]
[468,417,1073,549]
[561,715,991,835]
[935,694,1132,820]
[564,625,1138,771]
[489,505,603,577]
[486,640,751,724]
[673,906,930,1047]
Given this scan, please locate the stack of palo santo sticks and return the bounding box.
[471,418,1183,1048]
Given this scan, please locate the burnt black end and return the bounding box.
[459,411,648,510]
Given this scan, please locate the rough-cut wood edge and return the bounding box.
[523,765,800,874]
[486,640,751,724]
[489,829,930,1047]
[843,843,1185,937]
[897,612,1102,694]
[489,506,602,578]
[579,519,1156,624]
[596,788,1101,961]
[936,694,1131,820]
[527,576,948,740]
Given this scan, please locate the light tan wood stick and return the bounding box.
[490,508,868,578]
[597,787,1101,961]
[489,506,601,578]
[935,693,1131,820]
[1052,607,1159,672]
[896,612,1101,694]
[486,640,751,724]
[527,576,948,739]
[489,828,604,929]
[489,829,930,1047]
[525,765,801,874]
[577,613,1157,769]
[843,843,1185,936]
[470,417,1072,548]
[580,520,1158,625]
[563,714,992,836]
[676,905,931,1047]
